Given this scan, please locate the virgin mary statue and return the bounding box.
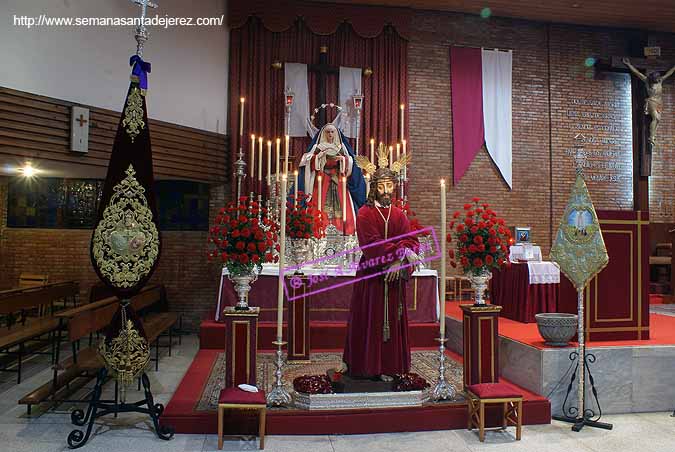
[298,124,367,235]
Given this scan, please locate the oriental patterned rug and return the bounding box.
[195,351,463,412]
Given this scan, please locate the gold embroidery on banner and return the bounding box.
[550,174,609,290]
[92,165,159,288]
[122,86,145,142]
[98,318,150,390]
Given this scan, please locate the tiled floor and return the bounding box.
[1,334,674,451]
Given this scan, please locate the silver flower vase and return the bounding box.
[468,269,492,306]
[228,267,258,311]
[288,238,314,271]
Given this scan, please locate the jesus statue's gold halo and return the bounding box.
[355,143,410,177]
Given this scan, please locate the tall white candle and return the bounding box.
[250,134,256,178]
[370,138,375,164]
[284,135,290,176]
[402,139,407,180]
[389,146,393,170]
[239,97,245,136]
[400,104,405,142]
[266,140,272,186]
[275,138,281,181]
[293,170,299,206]
[396,143,401,162]
[258,137,263,183]
[440,179,447,338]
[276,174,288,339]
[365,173,370,197]
[317,175,322,211]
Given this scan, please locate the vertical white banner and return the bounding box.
[481,49,513,189]
[284,63,310,137]
[338,66,362,138]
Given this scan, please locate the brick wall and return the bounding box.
[407,11,675,274]
[0,178,228,333]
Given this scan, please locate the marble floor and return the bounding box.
[1,334,674,452]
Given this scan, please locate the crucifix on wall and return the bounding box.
[600,52,675,178]
[274,47,370,137]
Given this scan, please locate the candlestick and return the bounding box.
[275,138,281,181]
[370,138,375,164]
[284,135,290,176]
[267,140,272,186]
[400,104,405,142]
[293,170,299,206]
[402,139,407,181]
[317,175,323,211]
[342,176,347,233]
[440,179,447,338]
[250,134,256,179]
[258,137,263,186]
[239,97,245,137]
[277,174,288,339]
[389,146,393,170]
[431,177,455,402]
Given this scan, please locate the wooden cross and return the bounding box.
[76,114,88,127]
[308,46,340,127]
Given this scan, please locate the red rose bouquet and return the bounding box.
[287,191,326,239]
[447,197,510,276]
[207,196,279,275]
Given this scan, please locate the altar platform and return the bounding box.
[445,301,675,415]
[161,344,551,435]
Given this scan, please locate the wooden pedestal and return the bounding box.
[223,306,259,387]
[460,304,502,387]
[287,274,310,362]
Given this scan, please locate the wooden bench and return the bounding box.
[18,284,178,414]
[0,281,79,383]
[19,273,49,288]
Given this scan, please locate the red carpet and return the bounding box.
[445,301,675,349]
[162,348,550,435]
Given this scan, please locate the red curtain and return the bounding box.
[228,17,408,196]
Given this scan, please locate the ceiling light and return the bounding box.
[18,162,38,177]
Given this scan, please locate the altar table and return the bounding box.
[490,262,559,323]
[215,265,439,323]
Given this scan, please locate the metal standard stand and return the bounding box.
[67,368,174,448]
[431,338,456,401]
[552,290,612,432]
[266,340,292,406]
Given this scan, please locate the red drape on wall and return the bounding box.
[228,17,408,196]
[450,46,484,186]
[229,1,412,39]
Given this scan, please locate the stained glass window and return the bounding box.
[7,177,209,231]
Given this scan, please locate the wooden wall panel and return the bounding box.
[0,87,228,183]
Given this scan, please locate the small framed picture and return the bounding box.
[515,227,531,243]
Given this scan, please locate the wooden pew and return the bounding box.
[18,284,177,414]
[0,281,79,383]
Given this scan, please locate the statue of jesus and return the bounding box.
[298,124,366,234]
[623,57,675,148]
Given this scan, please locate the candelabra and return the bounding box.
[234,148,247,201]
[267,340,292,406]
[431,337,456,401]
